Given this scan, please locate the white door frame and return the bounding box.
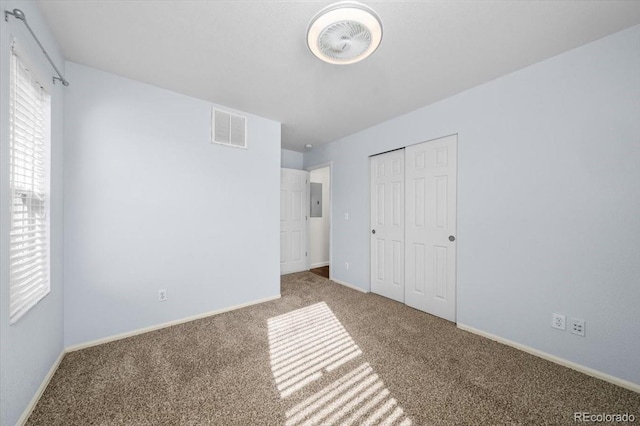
[306,161,332,278]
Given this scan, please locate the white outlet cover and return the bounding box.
[552,313,566,330]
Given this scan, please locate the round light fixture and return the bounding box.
[307,1,383,65]
[304,144,313,150]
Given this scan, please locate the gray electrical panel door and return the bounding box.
[310,182,322,217]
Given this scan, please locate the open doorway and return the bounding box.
[308,164,331,279]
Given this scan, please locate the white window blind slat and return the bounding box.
[11,287,48,310]
[9,251,47,267]
[10,271,46,292]
[11,246,47,256]
[10,253,47,267]
[11,140,46,152]
[10,271,47,301]
[9,160,46,169]
[9,248,47,264]
[10,232,46,240]
[9,171,46,180]
[9,238,46,248]
[9,231,46,244]
[9,216,45,225]
[9,232,46,243]
[10,272,46,290]
[10,260,45,278]
[11,148,45,159]
[10,287,48,318]
[9,48,51,324]
[9,213,46,222]
[10,223,45,231]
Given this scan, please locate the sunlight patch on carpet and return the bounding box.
[268,302,411,425]
[268,302,361,397]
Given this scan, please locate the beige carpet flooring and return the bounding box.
[28,272,639,425]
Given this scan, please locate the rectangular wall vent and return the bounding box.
[212,108,247,148]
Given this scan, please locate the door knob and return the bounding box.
[449,235,455,241]
[372,229,376,234]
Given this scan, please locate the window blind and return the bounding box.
[9,49,50,324]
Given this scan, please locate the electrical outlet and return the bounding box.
[345,262,350,270]
[344,212,349,221]
[569,318,585,336]
[158,289,167,302]
[552,313,566,331]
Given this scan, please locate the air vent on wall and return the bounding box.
[212,108,247,148]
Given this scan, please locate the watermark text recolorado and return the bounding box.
[574,412,635,423]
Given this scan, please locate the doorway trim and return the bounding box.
[307,161,333,280]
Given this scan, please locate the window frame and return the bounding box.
[8,41,52,325]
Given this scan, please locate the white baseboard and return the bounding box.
[17,350,65,426]
[311,261,330,268]
[457,323,640,393]
[66,294,281,352]
[330,278,368,294]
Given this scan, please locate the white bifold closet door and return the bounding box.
[370,149,405,302]
[370,135,457,322]
[281,168,309,275]
[405,135,457,322]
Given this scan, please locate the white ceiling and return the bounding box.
[36,1,640,151]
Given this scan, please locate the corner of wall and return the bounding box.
[0,2,66,425]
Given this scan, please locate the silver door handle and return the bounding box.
[449,235,455,241]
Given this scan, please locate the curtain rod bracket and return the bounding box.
[4,8,70,86]
[5,9,22,22]
[53,76,69,86]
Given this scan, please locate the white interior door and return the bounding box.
[405,135,457,322]
[370,150,405,302]
[281,168,309,275]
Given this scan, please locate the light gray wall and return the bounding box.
[281,149,304,169]
[310,167,330,267]
[0,1,65,425]
[63,62,281,347]
[304,26,640,386]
